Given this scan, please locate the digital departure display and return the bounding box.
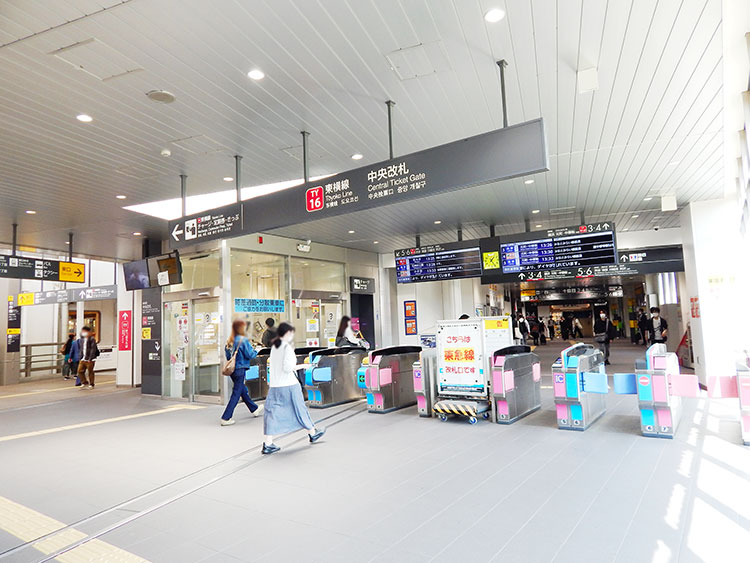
[395,242,482,284]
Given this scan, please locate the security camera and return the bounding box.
[161,148,171,157]
[305,239,311,245]
[653,226,660,231]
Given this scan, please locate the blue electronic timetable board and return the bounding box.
[395,241,482,284]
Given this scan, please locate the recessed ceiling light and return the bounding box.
[622,228,629,232]
[132,232,142,236]
[484,8,505,23]
[223,177,234,182]
[116,195,127,200]
[668,161,680,166]
[535,224,542,228]
[348,230,355,234]
[531,209,540,214]
[76,114,93,123]
[373,241,379,244]
[351,153,363,160]
[644,197,653,201]
[247,68,265,80]
[434,220,442,224]
[65,241,70,245]
[631,214,639,218]
[25,210,36,214]
[524,179,535,185]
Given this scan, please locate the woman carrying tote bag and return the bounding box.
[221,319,262,426]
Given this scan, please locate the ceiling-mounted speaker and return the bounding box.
[146,90,176,103]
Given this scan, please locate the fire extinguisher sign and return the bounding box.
[306,187,324,212]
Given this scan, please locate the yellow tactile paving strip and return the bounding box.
[0,404,202,443]
[0,495,150,562]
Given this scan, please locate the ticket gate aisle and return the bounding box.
[413,349,438,417]
[612,344,699,439]
[304,347,367,408]
[553,343,609,431]
[357,346,421,413]
[707,362,750,445]
[245,348,271,400]
[491,346,542,424]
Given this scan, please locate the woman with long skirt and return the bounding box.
[262,322,325,454]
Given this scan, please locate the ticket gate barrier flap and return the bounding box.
[491,346,542,424]
[245,347,271,400]
[361,346,421,413]
[304,346,367,408]
[707,363,750,446]
[414,349,438,417]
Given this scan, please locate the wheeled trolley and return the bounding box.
[303,347,367,408]
[491,346,542,424]
[553,343,608,431]
[357,346,421,413]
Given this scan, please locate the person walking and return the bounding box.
[75,327,99,389]
[547,318,555,341]
[593,310,616,365]
[262,322,326,454]
[60,334,74,380]
[539,317,547,345]
[648,307,669,345]
[517,314,531,346]
[221,319,262,426]
[573,317,584,339]
[335,316,360,347]
[261,318,277,348]
[637,308,650,346]
[561,315,572,340]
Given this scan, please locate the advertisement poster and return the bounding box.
[405,318,418,335]
[437,322,484,396]
[307,319,319,333]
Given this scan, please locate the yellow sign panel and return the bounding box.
[142,327,152,340]
[482,251,500,270]
[7,296,12,302]
[521,289,536,297]
[484,319,509,330]
[6,328,20,335]
[17,293,34,306]
[59,261,85,283]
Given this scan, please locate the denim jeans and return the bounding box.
[222,369,259,421]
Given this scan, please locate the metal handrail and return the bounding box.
[20,341,66,378]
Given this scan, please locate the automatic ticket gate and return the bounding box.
[413,349,438,417]
[245,348,271,400]
[707,362,750,446]
[303,347,367,408]
[612,344,699,439]
[553,343,609,431]
[356,346,421,413]
[491,346,542,424]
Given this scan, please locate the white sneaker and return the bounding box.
[220,418,236,426]
[252,405,264,418]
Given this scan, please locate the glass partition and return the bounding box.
[289,258,345,348]
[164,252,220,293]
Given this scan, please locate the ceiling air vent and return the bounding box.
[146,90,176,103]
[50,38,143,82]
[549,206,577,216]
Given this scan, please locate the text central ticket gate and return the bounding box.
[707,363,750,446]
[303,347,367,408]
[553,343,609,430]
[357,346,421,413]
[613,344,699,439]
[491,346,542,424]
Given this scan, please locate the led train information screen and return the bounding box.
[482,223,617,282]
[395,242,482,284]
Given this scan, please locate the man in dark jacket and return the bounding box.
[593,310,617,365]
[649,307,669,345]
[261,318,277,348]
[637,308,650,346]
[75,326,100,389]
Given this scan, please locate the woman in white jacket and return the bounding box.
[262,322,325,454]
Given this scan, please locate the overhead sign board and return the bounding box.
[6,296,21,353]
[169,118,548,248]
[520,285,624,302]
[18,285,117,306]
[0,256,86,283]
[169,203,242,246]
[350,276,375,294]
[234,298,285,313]
[395,241,483,284]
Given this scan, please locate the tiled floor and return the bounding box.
[0,341,748,562]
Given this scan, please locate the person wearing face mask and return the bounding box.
[649,307,669,345]
[221,319,261,426]
[593,311,616,365]
[262,322,325,454]
[74,326,100,389]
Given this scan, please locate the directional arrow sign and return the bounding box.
[171,223,183,242]
[154,341,160,352]
[59,261,85,283]
[620,254,629,262]
[518,273,526,280]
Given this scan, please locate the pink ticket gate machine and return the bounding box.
[553,343,609,431]
[613,344,699,439]
[357,346,421,413]
[303,347,367,408]
[491,346,542,424]
[413,349,437,417]
[707,362,750,445]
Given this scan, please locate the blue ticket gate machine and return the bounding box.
[357,346,421,413]
[303,347,367,408]
[245,348,271,400]
[552,343,609,430]
[613,344,699,439]
[491,346,542,424]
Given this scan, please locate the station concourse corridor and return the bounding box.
[0,339,748,563]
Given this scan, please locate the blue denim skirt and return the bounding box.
[263,383,314,435]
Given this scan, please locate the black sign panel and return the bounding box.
[6,297,21,353]
[141,287,162,341]
[168,119,548,249]
[140,287,162,395]
[0,255,85,283]
[395,241,483,284]
[28,285,118,306]
[350,276,375,294]
[169,203,242,247]
[521,285,623,302]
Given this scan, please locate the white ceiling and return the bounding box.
[0,0,724,258]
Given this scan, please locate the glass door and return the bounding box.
[163,300,190,399]
[192,298,222,403]
[322,301,343,347]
